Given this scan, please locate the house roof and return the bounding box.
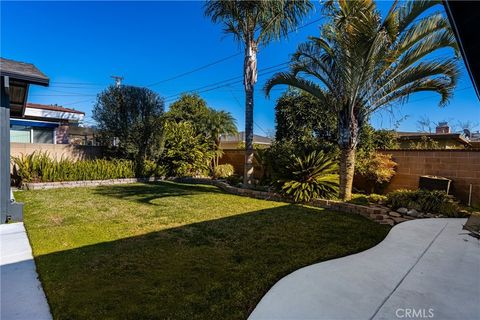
[26,103,84,115]
[221,131,272,145]
[397,132,471,146]
[0,57,49,86]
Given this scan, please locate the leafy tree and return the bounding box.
[165,93,237,147]
[93,85,164,175]
[275,89,337,148]
[266,0,459,200]
[205,0,313,186]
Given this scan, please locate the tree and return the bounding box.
[164,93,237,148]
[265,0,459,200]
[205,0,313,186]
[275,88,337,148]
[93,85,164,176]
[205,108,237,149]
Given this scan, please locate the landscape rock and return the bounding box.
[389,211,402,218]
[397,207,408,214]
[407,209,419,217]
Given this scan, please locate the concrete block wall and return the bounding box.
[379,150,480,206]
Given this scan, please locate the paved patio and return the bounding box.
[1,223,51,320]
[250,218,480,320]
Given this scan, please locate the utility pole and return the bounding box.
[111,75,124,88]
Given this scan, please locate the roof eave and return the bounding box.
[1,71,49,86]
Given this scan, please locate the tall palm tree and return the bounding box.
[265,0,459,200]
[205,0,313,185]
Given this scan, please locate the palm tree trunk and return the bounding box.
[338,110,359,201]
[243,41,257,186]
[339,147,355,201]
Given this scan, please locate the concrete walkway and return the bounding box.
[1,223,51,320]
[250,219,480,320]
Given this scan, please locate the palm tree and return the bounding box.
[206,109,238,169]
[205,0,313,186]
[206,109,237,149]
[265,0,459,200]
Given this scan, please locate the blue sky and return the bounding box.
[2,1,479,135]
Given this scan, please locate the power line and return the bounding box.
[145,53,242,88]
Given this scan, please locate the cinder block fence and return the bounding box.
[379,149,480,206]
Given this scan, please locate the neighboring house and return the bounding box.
[219,131,272,149]
[10,103,87,144]
[397,122,471,149]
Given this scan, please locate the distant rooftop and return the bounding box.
[0,57,49,85]
[26,103,84,115]
[220,131,272,145]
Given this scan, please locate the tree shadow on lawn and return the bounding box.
[33,204,390,320]
[93,181,223,206]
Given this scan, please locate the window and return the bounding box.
[10,125,31,143]
[33,128,54,144]
[10,125,55,144]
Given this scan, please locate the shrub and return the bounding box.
[214,164,234,179]
[356,152,396,192]
[161,121,214,177]
[280,151,339,202]
[368,194,387,204]
[226,174,242,186]
[386,189,466,217]
[348,193,387,205]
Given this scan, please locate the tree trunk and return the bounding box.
[338,109,360,201]
[243,41,257,186]
[339,147,356,201]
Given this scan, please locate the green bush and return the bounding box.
[142,160,167,177]
[226,174,242,186]
[348,193,387,205]
[386,189,466,217]
[161,121,214,177]
[214,164,234,179]
[368,194,387,204]
[10,151,167,185]
[280,151,339,202]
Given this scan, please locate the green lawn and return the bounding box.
[17,181,390,319]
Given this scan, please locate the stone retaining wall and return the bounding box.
[23,177,164,190]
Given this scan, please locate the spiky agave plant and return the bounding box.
[281,151,339,202]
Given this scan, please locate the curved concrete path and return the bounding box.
[250,218,480,320]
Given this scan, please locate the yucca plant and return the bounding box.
[280,151,339,202]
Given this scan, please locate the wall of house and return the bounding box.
[11,142,104,162]
[377,149,480,206]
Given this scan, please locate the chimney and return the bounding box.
[436,122,450,134]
